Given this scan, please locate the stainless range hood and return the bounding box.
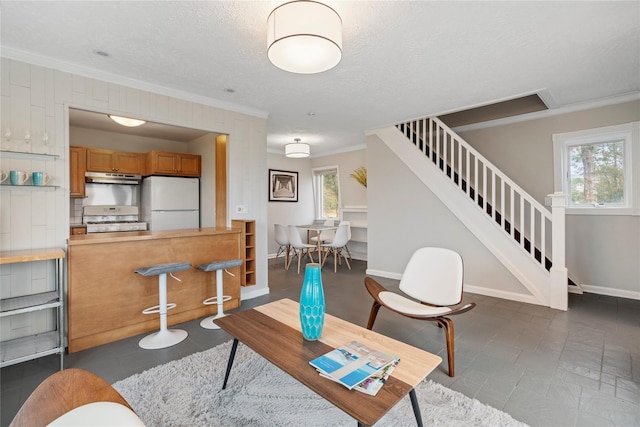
[85,172,142,185]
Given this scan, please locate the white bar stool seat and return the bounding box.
[134,262,191,349]
[197,259,243,329]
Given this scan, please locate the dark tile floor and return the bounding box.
[1,258,639,426]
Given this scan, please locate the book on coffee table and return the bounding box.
[309,340,399,390]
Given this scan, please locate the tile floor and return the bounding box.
[1,258,639,426]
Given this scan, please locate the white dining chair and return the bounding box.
[286,225,316,274]
[338,220,352,261]
[320,223,351,272]
[309,219,336,247]
[273,224,291,268]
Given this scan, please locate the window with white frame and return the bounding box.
[312,166,340,219]
[553,121,639,215]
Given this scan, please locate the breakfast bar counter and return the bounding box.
[67,228,242,352]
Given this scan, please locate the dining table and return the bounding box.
[297,224,338,256]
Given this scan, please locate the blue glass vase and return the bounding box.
[299,263,325,341]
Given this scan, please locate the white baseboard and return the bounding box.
[579,284,640,300]
[241,286,270,300]
[463,284,541,306]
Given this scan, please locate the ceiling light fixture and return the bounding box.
[267,0,342,74]
[285,138,310,158]
[108,115,146,127]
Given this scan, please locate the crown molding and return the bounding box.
[1,47,269,119]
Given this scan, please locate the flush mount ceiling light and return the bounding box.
[285,138,310,158]
[267,0,342,74]
[108,115,146,127]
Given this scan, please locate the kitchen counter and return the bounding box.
[68,227,235,245]
[67,227,242,352]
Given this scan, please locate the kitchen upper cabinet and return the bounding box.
[145,151,201,177]
[70,146,87,198]
[86,148,143,174]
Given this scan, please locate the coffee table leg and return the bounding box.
[409,389,423,427]
[222,338,239,390]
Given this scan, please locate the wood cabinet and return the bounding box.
[67,229,241,352]
[70,227,87,235]
[0,248,65,369]
[86,148,143,174]
[145,151,201,177]
[70,146,87,197]
[232,220,256,286]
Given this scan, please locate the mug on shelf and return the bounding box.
[0,171,7,184]
[10,170,29,186]
[32,171,51,186]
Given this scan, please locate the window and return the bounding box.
[553,121,639,215]
[312,166,340,219]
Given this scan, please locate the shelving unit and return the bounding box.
[0,248,65,370]
[232,220,256,286]
[341,206,367,261]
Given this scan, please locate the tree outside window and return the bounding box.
[569,140,624,205]
[313,166,340,219]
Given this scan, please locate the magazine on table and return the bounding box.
[309,340,399,390]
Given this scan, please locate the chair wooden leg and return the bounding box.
[437,317,455,377]
[366,301,382,330]
[342,248,351,270]
[334,250,338,272]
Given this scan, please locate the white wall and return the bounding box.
[367,135,530,300]
[457,101,640,298]
[0,57,269,342]
[187,133,217,227]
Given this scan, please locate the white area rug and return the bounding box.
[113,341,528,426]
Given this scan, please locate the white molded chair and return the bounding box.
[338,220,352,261]
[320,223,351,272]
[286,225,316,274]
[364,247,476,377]
[309,219,336,247]
[274,224,291,268]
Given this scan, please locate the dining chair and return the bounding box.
[309,219,336,247]
[338,220,352,261]
[364,247,476,377]
[273,224,291,268]
[286,225,316,274]
[320,223,351,272]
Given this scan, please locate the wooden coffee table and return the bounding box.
[215,298,442,426]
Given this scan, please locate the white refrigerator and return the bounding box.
[141,176,200,231]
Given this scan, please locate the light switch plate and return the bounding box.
[236,205,248,213]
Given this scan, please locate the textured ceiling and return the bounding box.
[2,1,639,157]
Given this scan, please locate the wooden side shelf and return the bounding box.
[232,219,256,286]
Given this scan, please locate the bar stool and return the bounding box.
[134,262,191,349]
[197,259,242,329]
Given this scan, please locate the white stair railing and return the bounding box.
[395,117,568,309]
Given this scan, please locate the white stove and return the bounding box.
[83,205,147,233]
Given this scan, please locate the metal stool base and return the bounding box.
[139,328,188,349]
[200,312,227,329]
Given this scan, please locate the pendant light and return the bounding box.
[285,138,310,158]
[267,1,342,74]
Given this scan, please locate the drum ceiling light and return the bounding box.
[108,115,146,127]
[267,1,342,74]
[285,138,310,158]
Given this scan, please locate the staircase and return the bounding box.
[372,117,568,310]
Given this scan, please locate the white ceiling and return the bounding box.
[2,1,639,157]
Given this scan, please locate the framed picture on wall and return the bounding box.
[269,169,298,202]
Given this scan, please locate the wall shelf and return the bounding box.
[0,150,59,160]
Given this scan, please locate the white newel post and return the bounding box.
[549,192,568,311]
